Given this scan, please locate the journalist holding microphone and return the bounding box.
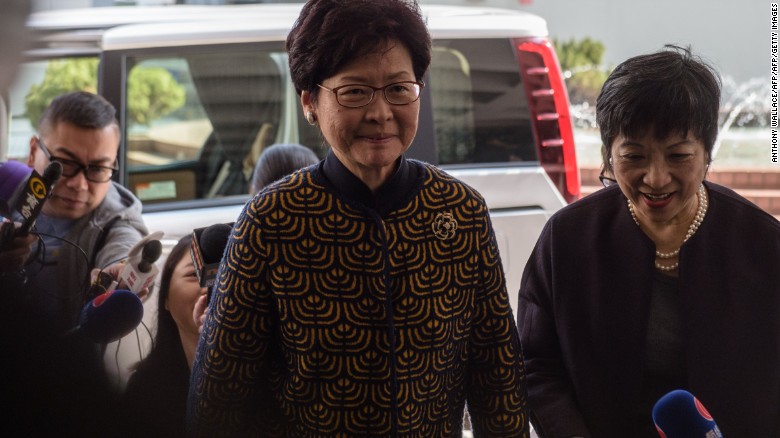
[517,45,780,437]
[0,91,148,333]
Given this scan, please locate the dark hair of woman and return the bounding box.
[286,0,431,98]
[596,44,721,171]
[122,235,194,438]
[250,143,320,193]
[148,235,192,363]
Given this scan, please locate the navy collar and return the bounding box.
[321,150,420,216]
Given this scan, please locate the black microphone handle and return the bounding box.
[0,221,15,250]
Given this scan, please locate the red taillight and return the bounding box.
[514,37,580,203]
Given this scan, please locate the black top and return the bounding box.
[122,342,190,438]
[636,272,686,436]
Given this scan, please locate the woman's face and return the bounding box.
[165,253,207,337]
[611,130,708,226]
[301,39,419,189]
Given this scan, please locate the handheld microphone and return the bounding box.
[0,160,62,245]
[69,289,144,344]
[117,231,164,294]
[190,222,232,290]
[652,389,723,438]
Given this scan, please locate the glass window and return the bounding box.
[430,39,537,165]
[123,50,322,204]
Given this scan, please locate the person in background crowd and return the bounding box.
[123,235,203,438]
[517,45,780,437]
[249,143,320,194]
[188,0,529,436]
[191,143,321,333]
[3,91,149,333]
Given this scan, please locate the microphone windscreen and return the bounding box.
[141,239,163,263]
[652,389,722,438]
[200,223,232,264]
[78,289,144,344]
[0,161,32,211]
[42,161,63,183]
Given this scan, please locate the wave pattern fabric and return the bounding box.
[188,160,528,437]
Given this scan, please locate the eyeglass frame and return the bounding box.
[36,136,118,183]
[598,168,618,188]
[316,80,425,108]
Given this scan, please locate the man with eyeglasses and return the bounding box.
[5,91,148,334]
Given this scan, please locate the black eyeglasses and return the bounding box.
[36,137,117,183]
[598,170,617,188]
[317,81,424,108]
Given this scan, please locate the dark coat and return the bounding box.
[518,181,780,437]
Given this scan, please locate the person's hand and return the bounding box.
[193,293,209,334]
[90,262,152,302]
[0,234,37,272]
[91,262,123,284]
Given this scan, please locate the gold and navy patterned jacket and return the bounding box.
[188,154,528,437]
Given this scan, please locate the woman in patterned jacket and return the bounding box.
[187,0,528,436]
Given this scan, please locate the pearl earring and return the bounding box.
[305,111,317,126]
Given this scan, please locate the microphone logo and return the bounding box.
[92,290,115,307]
[117,231,164,294]
[29,176,47,199]
[694,397,713,421]
[19,176,47,219]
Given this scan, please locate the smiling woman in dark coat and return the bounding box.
[518,45,780,438]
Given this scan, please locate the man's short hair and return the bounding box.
[37,91,119,136]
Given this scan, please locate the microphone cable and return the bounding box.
[34,231,91,297]
[7,230,92,302]
[97,254,158,388]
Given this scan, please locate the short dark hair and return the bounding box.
[596,45,721,171]
[37,91,119,136]
[286,0,431,98]
[250,143,320,193]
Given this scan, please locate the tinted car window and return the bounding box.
[431,39,536,166]
[122,47,321,203]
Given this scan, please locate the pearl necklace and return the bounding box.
[627,184,708,272]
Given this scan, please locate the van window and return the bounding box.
[123,48,322,203]
[119,39,537,204]
[431,39,537,166]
